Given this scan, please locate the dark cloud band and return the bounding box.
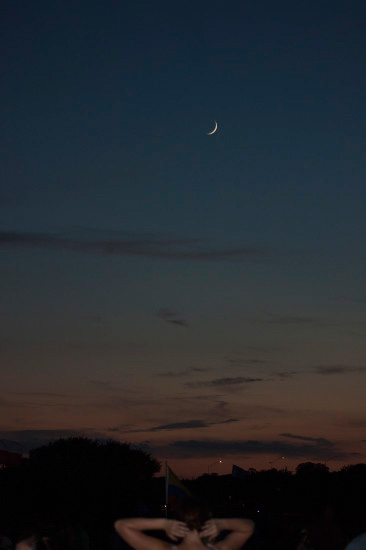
[0,231,268,262]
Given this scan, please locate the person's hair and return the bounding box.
[18,535,50,550]
[175,497,213,532]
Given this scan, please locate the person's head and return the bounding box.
[175,497,212,532]
[15,535,50,550]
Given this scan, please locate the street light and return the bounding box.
[208,459,223,474]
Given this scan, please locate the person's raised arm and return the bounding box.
[201,518,254,550]
[114,518,188,550]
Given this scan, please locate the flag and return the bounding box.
[165,464,191,511]
[232,464,247,479]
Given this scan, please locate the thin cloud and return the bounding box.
[256,314,341,328]
[125,418,239,433]
[185,377,263,388]
[158,309,189,327]
[150,418,239,431]
[313,365,366,375]
[0,230,269,262]
[170,319,188,327]
[107,425,134,432]
[280,433,332,445]
[134,421,209,433]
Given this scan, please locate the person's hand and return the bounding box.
[165,520,189,541]
[200,520,219,541]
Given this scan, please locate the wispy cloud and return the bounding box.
[280,433,332,445]
[313,365,366,375]
[264,365,366,379]
[185,377,263,389]
[158,309,189,327]
[107,425,134,432]
[0,230,269,262]
[125,418,239,433]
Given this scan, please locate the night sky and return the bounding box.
[1,0,366,477]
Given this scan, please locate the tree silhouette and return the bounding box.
[14,438,160,526]
[295,462,329,476]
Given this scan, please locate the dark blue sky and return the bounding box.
[1,0,366,476]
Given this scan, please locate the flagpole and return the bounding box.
[165,460,168,517]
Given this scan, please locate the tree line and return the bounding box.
[1,438,365,548]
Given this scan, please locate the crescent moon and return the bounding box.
[207,120,218,135]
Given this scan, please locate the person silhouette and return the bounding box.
[115,497,254,550]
